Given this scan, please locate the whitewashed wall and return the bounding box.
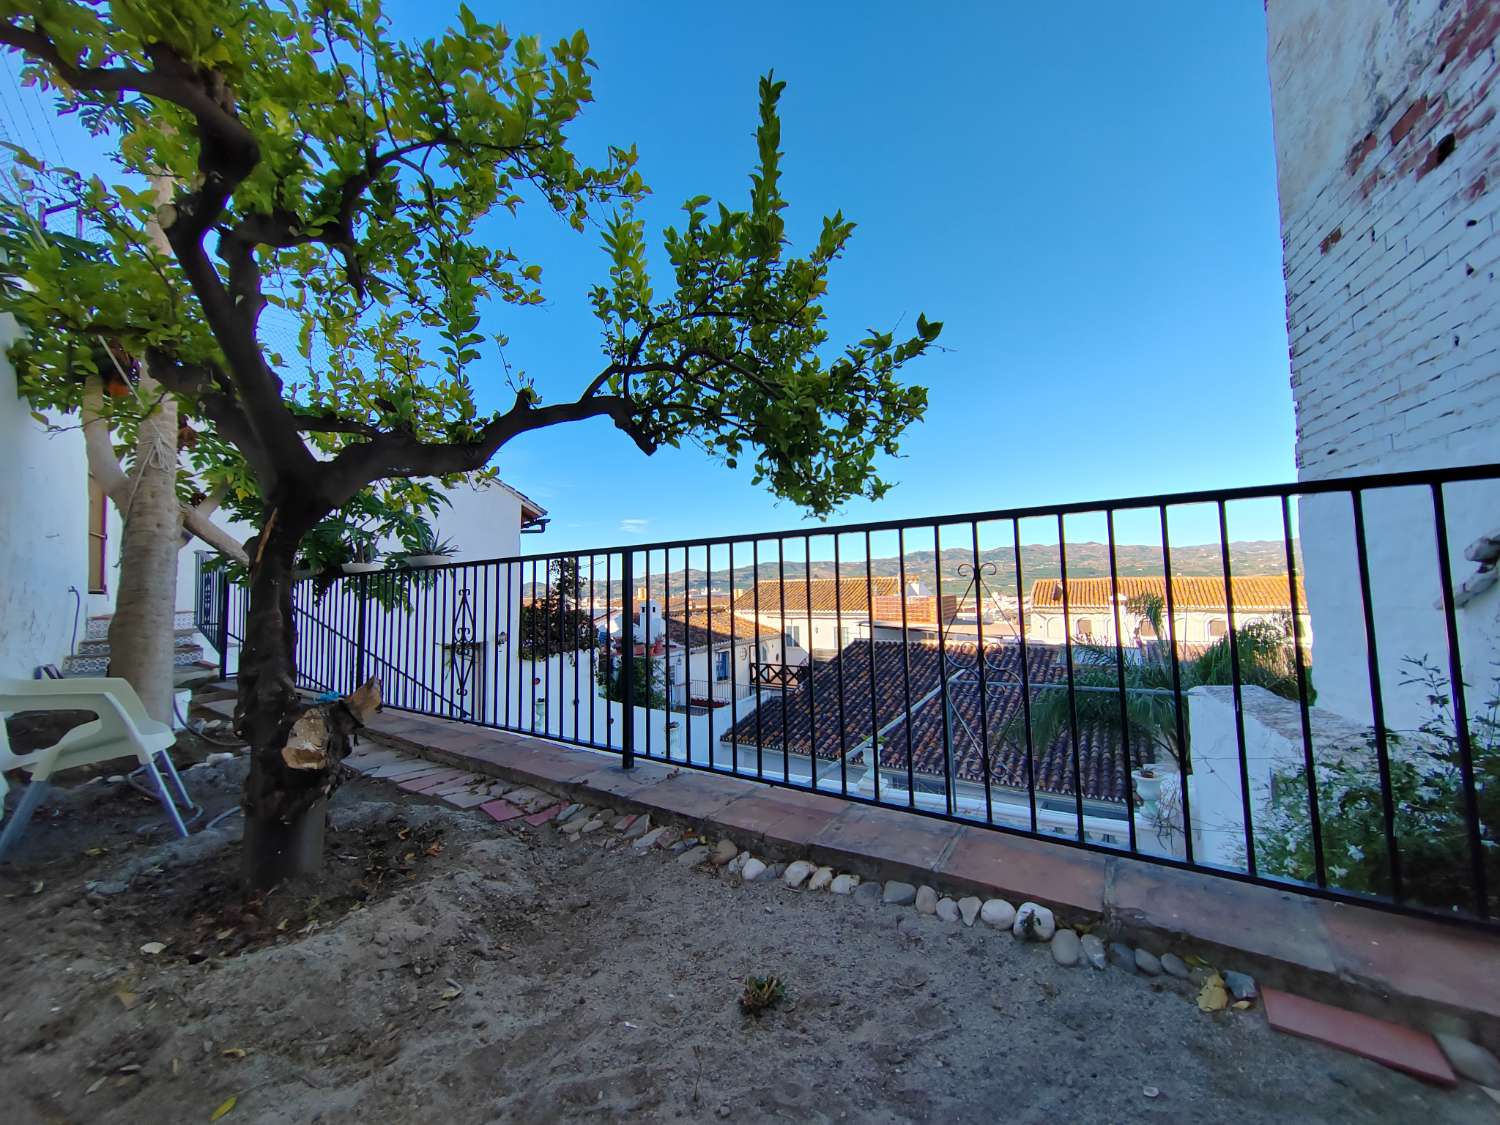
[0,316,89,677]
[1267,0,1500,730]
[1181,684,1376,873]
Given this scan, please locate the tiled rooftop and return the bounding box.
[662,605,780,650]
[732,576,902,615]
[722,639,1148,803]
[1029,574,1306,613]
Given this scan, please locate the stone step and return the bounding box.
[63,643,205,676]
[85,610,196,640]
[76,628,202,656]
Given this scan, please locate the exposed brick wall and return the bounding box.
[1270,0,1500,478]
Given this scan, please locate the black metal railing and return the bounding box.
[749,662,808,690]
[200,462,1500,928]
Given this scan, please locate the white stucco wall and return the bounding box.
[1182,684,1378,874]
[432,479,525,563]
[0,316,89,677]
[1267,0,1500,730]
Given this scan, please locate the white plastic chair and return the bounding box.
[0,677,196,859]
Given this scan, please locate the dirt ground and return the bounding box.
[1,749,1496,1125]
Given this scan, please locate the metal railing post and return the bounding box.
[217,569,230,681]
[620,551,635,769]
[355,572,370,691]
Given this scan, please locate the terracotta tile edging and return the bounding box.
[357,710,1500,1052]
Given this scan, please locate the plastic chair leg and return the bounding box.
[155,750,198,817]
[0,779,53,861]
[140,757,189,839]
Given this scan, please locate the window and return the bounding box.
[1207,618,1228,639]
[1075,617,1093,639]
[786,625,802,648]
[715,650,730,680]
[87,476,108,594]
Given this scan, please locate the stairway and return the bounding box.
[64,610,212,679]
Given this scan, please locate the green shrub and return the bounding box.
[1258,657,1499,914]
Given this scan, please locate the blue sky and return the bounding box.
[399,0,1294,552]
[3,2,1293,554]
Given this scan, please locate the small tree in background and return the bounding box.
[518,558,595,661]
[597,652,666,710]
[0,1,939,889]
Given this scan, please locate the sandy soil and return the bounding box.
[1,753,1494,1125]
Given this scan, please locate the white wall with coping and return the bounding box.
[1267,0,1500,730]
[1180,684,1377,874]
[0,315,89,677]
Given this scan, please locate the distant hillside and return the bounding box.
[553,540,1301,604]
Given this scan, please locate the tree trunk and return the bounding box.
[237,521,379,890]
[104,366,182,725]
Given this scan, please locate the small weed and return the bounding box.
[739,974,786,1017]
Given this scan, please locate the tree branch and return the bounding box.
[316,386,656,511]
[83,376,249,566]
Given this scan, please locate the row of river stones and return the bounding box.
[546,801,1259,996]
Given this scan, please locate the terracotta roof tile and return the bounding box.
[722,639,1149,803]
[732,576,902,615]
[663,606,779,649]
[1029,574,1305,613]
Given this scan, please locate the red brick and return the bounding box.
[1316,900,1500,1026]
[1390,96,1431,147]
[808,803,961,881]
[1263,988,1456,1086]
[479,799,525,823]
[934,827,1104,916]
[714,787,848,854]
[398,768,470,793]
[524,802,567,826]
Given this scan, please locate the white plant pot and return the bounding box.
[1131,769,1164,804]
[405,554,451,567]
[343,562,383,574]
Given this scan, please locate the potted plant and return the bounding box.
[342,539,383,574]
[402,528,458,567]
[1130,755,1178,805]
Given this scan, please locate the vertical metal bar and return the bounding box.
[543,560,552,734]
[438,567,450,717]
[753,540,764,779]
[727,542,740,771]
[777,537,789,784]
[865,530,882,805]
[505,561,516,730]
[644,549,653,760]
[703,544,713,769]
[972,522,994,826]
[572,556,581,741]
[1057,514,1086,841]
[480,562,493,725]
[684,546,694,765]
[1105,510,1137,853]
[834,535,849,798]
[620,550,635,768]
[1352,490,1402,900]
[1431,483,1488,917]
[805,534,818,790]
[602,553,611,747]
[663,549,672,756]
[898,527,915,808]
[355,572,369,693]
[1281,496,1326,888]
[1159,506,1196,864]
[588,555,597,745]
[1218,500,1256,876]
[934,525,955,817]
[1011,520,1039,835]
[217,568,230,681]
